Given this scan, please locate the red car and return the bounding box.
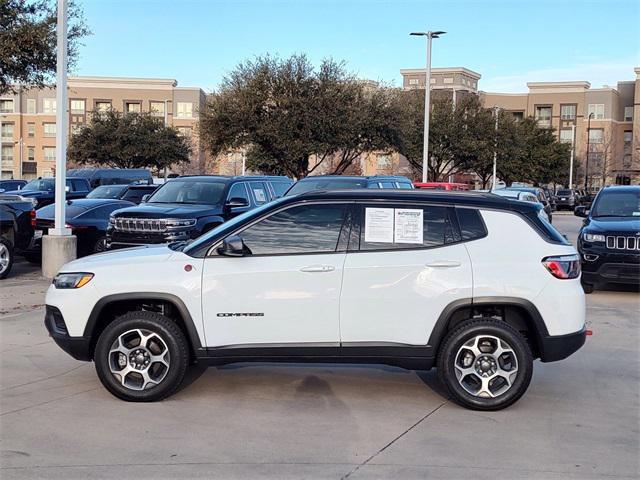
[414,182,471,191]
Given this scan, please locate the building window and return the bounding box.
[1,145,14,165]
[511,111,524,122]
[443,77,454,84]
[43,147,56,161]
[95,101,111,112]
[376,154,391,170]
[560,104,576,120]
[624,106,633,122]
[125,102,141,113]
[27,147,35,161]
[150,101,165,116]
[0,99,14,113]
[27,98,36,114]
[559,129,574,144]
[176,102,193,118]
[1,123,13,140]
[535,106,552,127]
[588,128,604,144]
[587,104,604,119]
[43,98,56,114]
[27,123,35,137]
[408,78,419,86]
[43,122,56,137]
[177,126,192,137]
[429,78,436,84]
[70,99,85,113]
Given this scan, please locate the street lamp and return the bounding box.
[410,30,446,183]
[491,106,500,191]
[584,112,594,191]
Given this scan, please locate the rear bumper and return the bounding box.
[539,326,587,362]
[44,305,92,361]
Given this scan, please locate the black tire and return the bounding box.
[581,281,595,294]
[93,236,108,254]
[437,318,533,411]
[0,237,14,280]
[94,311,189,402]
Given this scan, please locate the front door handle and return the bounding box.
[300,265,335,273]
[426,260,461,268]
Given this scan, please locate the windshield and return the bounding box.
[557,190,572,196]
[591,190,640,218]
[148,180,227,205]
[286,178,368,195]
[87,185,127,199]
[23,178,55,191]
[183,197,288,256]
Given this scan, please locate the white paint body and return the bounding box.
[46,209,585,346]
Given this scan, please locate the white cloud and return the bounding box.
[480,58,638,93]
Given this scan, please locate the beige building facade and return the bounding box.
[401,67,639,187]
[0,76,207,180]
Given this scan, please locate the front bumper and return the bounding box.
[539,326,587,362]
[44,305,92,361]
[579,241,640,286]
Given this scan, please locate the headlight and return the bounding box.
[166,218,197,229]
[53,272,94,289]
[108,215,115,225]
[583,233,605,243]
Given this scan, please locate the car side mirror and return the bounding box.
[574,206,588,218]
[217,235,246,257]
[141,194,150,203]
[226,197,249,208]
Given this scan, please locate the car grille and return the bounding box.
[113,217,168,232]
[606,235,640,251]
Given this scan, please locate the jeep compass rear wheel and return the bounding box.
[94,311,188,402]
[437,318,533,411]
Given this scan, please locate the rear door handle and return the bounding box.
[300,265,335,273]
[426,260,461,268]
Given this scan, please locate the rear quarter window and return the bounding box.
[455,208,487,241]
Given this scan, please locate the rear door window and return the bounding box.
[249,182,268,205]
[357,204,456,251]
[455,208,487,241]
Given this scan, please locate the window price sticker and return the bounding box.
[394,209,423,244]
[364,207,424,244]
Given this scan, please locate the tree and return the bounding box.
[200,54,399,179]
[0,0,90,94]
[67,110,191,170]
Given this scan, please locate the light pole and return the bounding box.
[569,124,575,188]
[42,0,76,277]
[410,30,446,183]
[492,106,500,191]
[584,112,594,191]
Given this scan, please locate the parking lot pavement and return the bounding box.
[1,215,638,480]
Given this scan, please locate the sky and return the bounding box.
[75,0,639,93]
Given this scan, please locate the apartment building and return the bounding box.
[400,66,639,187]
[0,76,207,180]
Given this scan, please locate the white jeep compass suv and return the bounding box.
[45,190,586,410]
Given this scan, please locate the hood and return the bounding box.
[60,244,174,271]
[4,190,46,197]
[585,216,640,234]
[111,203,222,218]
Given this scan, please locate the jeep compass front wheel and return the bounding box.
[94,311,188,402]
[437,318,533,410]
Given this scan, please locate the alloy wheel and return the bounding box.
[454,334,518,398]
[0,242,10,274]
[108,328,170,391]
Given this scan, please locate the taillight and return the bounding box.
[30,209,36,228]
[542,254,581,279]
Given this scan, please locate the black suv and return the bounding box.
[285,175,414,196]
[0,195,35,279]
[576,185,640,293]
[107,175,292,249]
